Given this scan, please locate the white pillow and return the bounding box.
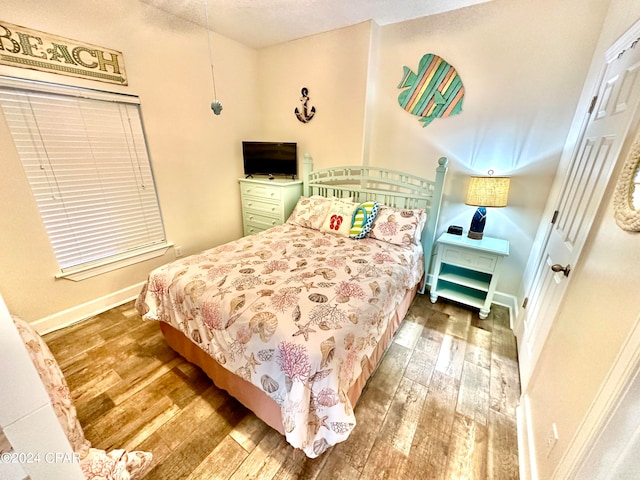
[320,199,359,237]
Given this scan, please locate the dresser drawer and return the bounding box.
[244,223,268,236]
[442,245,497,272]
[244,213,279,231]
[238,178,303,237]
[240,182,282,201]
[243,198,281,218]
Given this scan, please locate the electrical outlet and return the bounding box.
[545,422,559,457]
[175,246,183,258]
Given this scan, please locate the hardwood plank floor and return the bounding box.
[44,294,521,479]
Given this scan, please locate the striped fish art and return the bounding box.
[397,53,465,127]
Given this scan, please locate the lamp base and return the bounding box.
[468,206,487,240]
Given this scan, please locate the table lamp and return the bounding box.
[465,173,510,240]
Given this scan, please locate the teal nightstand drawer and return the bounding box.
[442,245,498,272]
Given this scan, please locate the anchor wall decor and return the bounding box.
[295,87,316,123]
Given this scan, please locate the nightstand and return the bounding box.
[239,177,303,236]
[429,233,509,319]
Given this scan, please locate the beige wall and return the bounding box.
[0,0,258,325]
[524,0,640,477]
[257,21,373,168]
[370,0,609,298]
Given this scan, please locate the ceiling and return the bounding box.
[140,0,492,49]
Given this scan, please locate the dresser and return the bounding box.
[239,177,303,236]
[429,233,509,319]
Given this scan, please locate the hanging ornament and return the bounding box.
[204,0,222,115]
[211,100,222,115]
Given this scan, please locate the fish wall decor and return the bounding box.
[397,53,464,127]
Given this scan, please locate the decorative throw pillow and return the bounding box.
[368,206,427,247]
[11,315,91,456]
[11,315,153,480]
[349,201,380,239]
[414,210,428,243]
[320,199,359,237]
[287,196,332,230]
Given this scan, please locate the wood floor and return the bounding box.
[44,294,521,480]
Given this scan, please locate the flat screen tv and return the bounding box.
[242,141,297,179]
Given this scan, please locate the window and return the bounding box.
[0,76,169,280]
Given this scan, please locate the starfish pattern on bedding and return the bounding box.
[245,352,261,373]
[292,321,316,341]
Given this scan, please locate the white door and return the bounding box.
[518,25,640,389]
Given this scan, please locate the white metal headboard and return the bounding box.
[301,153,448,292]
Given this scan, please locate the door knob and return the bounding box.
[551,263,571,277]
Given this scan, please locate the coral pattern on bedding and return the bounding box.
[136,222,423,457]
[368,206,426,246]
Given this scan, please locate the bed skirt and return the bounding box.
[159,284,418,435]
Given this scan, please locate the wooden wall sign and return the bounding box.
[0,21,127,85]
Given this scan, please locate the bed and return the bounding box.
[135,154,448,457]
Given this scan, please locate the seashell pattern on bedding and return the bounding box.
[136,221,424,458]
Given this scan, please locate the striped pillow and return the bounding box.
[350,201,379,239]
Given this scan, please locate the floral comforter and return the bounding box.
[136,222,423,457]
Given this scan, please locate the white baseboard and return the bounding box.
[517,393,539,480]
[32,282,146,335]
[493,291,518,329]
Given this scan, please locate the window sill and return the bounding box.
[55,242,173,281]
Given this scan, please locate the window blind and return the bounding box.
[0,78,166,272]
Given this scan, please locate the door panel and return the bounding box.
[518,39,640,389]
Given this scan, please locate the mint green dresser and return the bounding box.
[239,177,303,236]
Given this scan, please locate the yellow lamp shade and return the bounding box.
[465,176,510,207]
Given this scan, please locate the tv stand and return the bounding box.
[268,174,274,180]
[245,174,254,179]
